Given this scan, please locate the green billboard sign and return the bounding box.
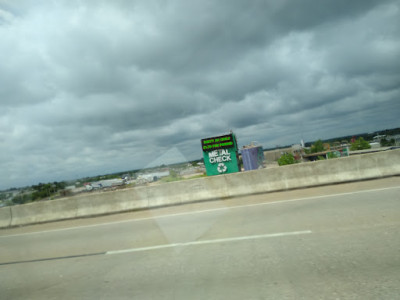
[201,133,240,176]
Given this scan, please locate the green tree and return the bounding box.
[278,153,297,166]
[12,193,32,204]
[350,137,371,150]
[310,139,325,153]
[380,138,395,147]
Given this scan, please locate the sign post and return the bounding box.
[201,133,241,176]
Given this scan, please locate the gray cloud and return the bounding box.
[1,0,399,189]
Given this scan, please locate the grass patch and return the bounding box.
[184,174,207,180]
[160,176,183,183]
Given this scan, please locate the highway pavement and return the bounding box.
[0,177,399,299]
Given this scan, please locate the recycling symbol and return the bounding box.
[217,163,227,173]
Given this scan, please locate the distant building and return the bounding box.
[137,170,170,182]
[121,174,131,181]
[373,135,386,142]
[291,144,304,161]
[86,179,125,191]
[369,142,381,149]
[263,147,292,162]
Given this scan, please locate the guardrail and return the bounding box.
[1,149,399,228]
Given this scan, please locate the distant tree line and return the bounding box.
[279,135,375,166]
[319,127,400,146]
[11,181,67,205]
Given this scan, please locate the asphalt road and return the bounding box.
[1,177,399,299]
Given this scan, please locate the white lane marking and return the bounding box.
[106,230,312,255]
[1,185,399,238]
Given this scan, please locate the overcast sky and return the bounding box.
[1,0,399,189]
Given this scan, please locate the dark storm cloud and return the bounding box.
[1,0,399,189]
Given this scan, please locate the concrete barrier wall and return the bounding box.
[10,197,79,227]
[3,149,400,228]
[223,151,391,198]
[75,188,149,218]
[0,206,11,228]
